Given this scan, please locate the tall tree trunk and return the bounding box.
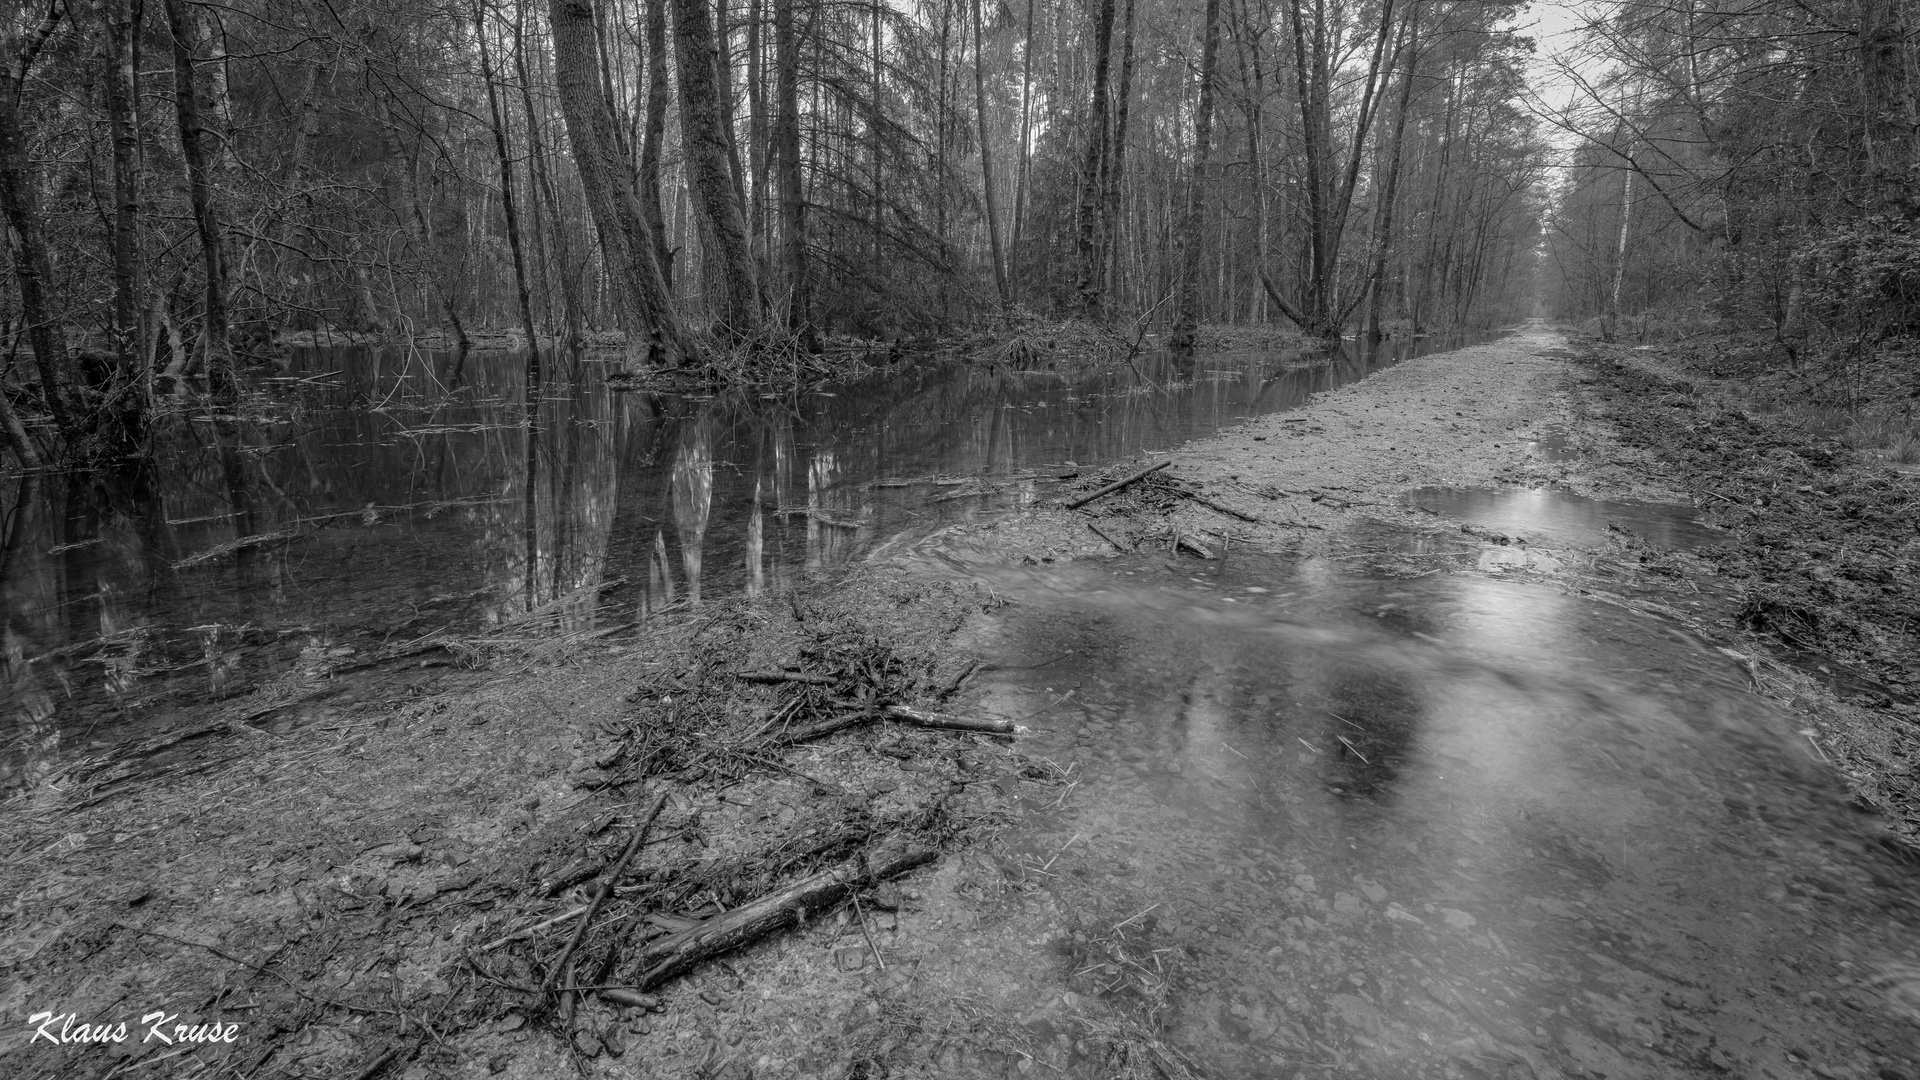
[475,0,541,363]
[971,0,1008,308]
[515,2,587,343]
[674,0,761,338]
[640,0,673,288]
[1363,3,1419,342]
[165,0,236,401]
[0,6,74,440]
[1169,0,1222,353]
[104,0,143,373]
[551,0,693,366]
[774,0,811,338]
[1075,0,1116,319]
[1010,0,1034,301]
[1105,0,1137,309]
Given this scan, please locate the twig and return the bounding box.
[938,660,985,700]
[851,892,887,971]
[114,924,392,1015]
[544,791,670,991]
[477,905,591,953]
[1334,735,1371,763]
[1066,460,1170,509]
[1083,518,1132,551]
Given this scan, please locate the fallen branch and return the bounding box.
[1083,519,1132,551]
[735,671,836,686]
[545,791,670,991]
[632,841,937,990]
[883,704,1015,734]
[1174,488,1261,523]
[766,710,877,747]
[938,660,985,700]
[1065,460,1169,509]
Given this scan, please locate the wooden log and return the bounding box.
[1064,459,1169,509]
[736,670,836,686]
[633,841,937,990]
[882,704,1015,734]
[766,710,876,746]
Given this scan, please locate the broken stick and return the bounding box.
[1065,460,1169,509]
[545,791,670,991]
[736,671,836,686]
[1083,519,1132,551]
[883,704,1015,734]
[633,841,937,990]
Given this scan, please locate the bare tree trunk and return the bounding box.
[0,380,39,469]
[1075,0,1116,320]
[1010,0,1034,301]
[640,0,673,289]
[675,0,761,338]
[0,6,74,440]
[775,0,812,339]
[165,0,236,401]
[551,0,694,366]
[104,0,144,373]
[1169,0,1222,354]
[971,0,1008,309]
[1363,3,1419,342]
[1105,0,1137,310]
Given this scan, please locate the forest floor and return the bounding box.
[6,324,1915,1080]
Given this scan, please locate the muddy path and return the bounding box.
[6,324,1918,1080]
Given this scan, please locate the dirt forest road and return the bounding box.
[7,324,1919,1080]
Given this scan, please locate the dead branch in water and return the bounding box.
[1066,460,1169,509]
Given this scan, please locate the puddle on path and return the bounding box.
[1404,487,1729,551]
[903,554,1920,1079]
[0,334,1497,795]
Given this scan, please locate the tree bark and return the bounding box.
[675,0,762,338]
[551,0,693,366]
[103,0,144,373]
[774,0,811,337]
[1075,0,1116,320]
[0,5,74,440]
[1169,0,1222,353]
[971,0,1008,308]
[640,0,673,289]
[165,0,236,401]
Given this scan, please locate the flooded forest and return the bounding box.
[4,0,1920,1076]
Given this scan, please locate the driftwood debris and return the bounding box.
[545,792,671,991]
[1174,532,1217,559]
[1182,490,1261,523]
[736,670,837,686]
[1065,460,1169,509]
[632,841,937,990]
[883,704,1015,734]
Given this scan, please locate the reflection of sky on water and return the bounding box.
[931,560,1919,1078]
[0,334,1486,795]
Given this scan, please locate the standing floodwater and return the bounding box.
[0,335,1489,794]
[902,554,1920,1078]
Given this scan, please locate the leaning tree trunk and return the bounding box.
[1169,0,1222,354]
[551,0,694,366]
[674,0,761,340]
[0,7,74,441]
[165,0,236,402]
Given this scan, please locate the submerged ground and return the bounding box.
[4,324,1917,1079]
